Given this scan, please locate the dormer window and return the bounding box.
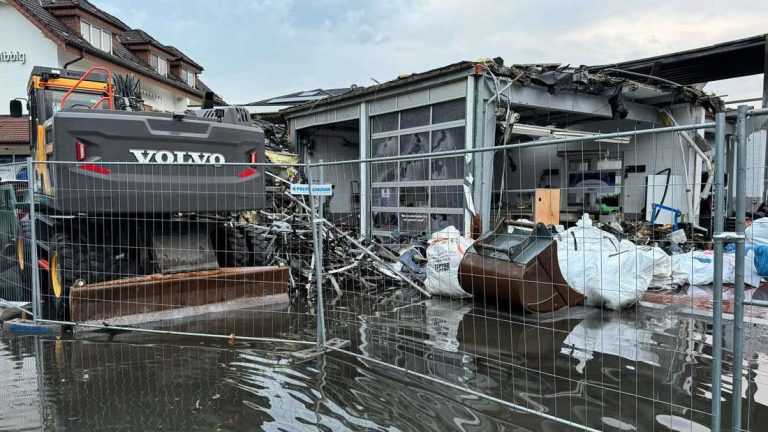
[80,20,112,53]
[150,53,167,76]
[181,68,196,88]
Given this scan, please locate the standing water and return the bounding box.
[1,297,767,431]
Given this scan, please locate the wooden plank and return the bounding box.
[534,188,560,225]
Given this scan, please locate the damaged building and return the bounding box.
[280,58,729,239]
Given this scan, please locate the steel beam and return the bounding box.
[465,74,478,235]
[359,101,369,235]
[507,84,660,123]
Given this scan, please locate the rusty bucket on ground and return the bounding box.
[458,220,584,313]
[69,266,290,326]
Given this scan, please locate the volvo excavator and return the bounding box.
[9,66,287,325]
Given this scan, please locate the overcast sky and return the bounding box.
[93,0,766,105]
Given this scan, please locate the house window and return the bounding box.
[182,68,195,87]
[150,53,167,76]
[80,21,89,40]
[101,31,112,54]
[80,20,112,53]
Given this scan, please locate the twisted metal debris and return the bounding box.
[240,172,430,299]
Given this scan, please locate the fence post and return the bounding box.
[731,105,748,431]
[710,111,725,432]
[306,162,326,348]
[26,157,41,322]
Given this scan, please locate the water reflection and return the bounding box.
[338,294,768,432]
[0,331,573,431]
[0,336,44,431]
[562,313,663,372]
[424,299,473,352]
[1,291,767,431]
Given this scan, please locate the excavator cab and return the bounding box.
[25,67,111,115]
[11,66,113,159]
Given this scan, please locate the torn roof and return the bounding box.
[282,60,722,117]
[588,34,767,85]
[486,62,721,108]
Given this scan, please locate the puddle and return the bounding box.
[1,293,768,431]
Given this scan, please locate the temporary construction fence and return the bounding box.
[305,113,757,432]
[1,109,768,431]
[2,160,320,347]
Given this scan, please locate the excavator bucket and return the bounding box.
[68,266,290,326]
[459,220,584,313]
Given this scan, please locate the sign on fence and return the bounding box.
[290,183,333,196]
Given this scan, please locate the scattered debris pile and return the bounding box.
[239,140,764,312]
[253,120,292,153]
[601,219,704,255]
[241,175,429,298]
[251,120,305,212]
[482,59,723,112]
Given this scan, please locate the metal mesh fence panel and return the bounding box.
[0,165,32,311]
[307,120,768,431]
[4,115,768,430]
[738,108,768,432]
[16,161,319,346]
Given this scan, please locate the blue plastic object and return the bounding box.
[650,203,681,231]
[749,245,768,277]
[15,167,27,181]
[1,319,59,334]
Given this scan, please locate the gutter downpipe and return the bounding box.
[63,47,84,70]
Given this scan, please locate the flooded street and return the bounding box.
[2,295,768,431]
[0,330,558,431]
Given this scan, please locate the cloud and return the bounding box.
[92,0,767,104]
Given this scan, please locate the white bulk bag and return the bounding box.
[671,251,714,286]
[556,214,619,296]
[746,217,768,247]
[424,226,474,298]
[591,240,656,310]
[556,214,656,310]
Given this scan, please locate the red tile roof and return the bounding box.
[11,0,226,104]
[41,0,130,31]
[0,117,30,144]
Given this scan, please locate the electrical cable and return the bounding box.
[652,168,672,221]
